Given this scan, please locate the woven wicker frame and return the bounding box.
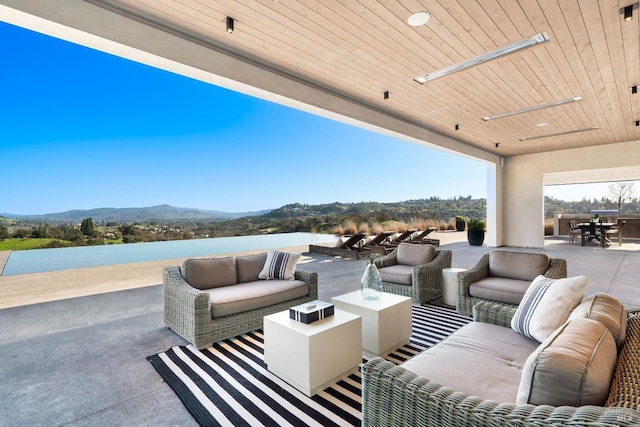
[163,266,318,349]
[456,251,567,315]
[374,247,452,304]
[361,309,640,427]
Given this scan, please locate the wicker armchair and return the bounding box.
[163,266,318,349]
[456,250,567,316]
[373,243,452,304]
[361,310,640,427]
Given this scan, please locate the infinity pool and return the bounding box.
[1,232,338,276]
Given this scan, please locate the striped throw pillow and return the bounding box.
[511,275,588,342]
[258,250,301,280]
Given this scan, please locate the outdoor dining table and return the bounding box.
[577,222,615,247]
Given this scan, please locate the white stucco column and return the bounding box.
[503,140,640,248]
[485,160,502,247]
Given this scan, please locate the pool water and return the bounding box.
[1,232,338,276]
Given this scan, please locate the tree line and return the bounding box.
[1,189,637,251]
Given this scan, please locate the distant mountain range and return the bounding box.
[0,204,271,223]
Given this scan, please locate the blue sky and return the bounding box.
[2,22,501,215]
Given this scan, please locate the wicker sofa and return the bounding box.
[163,252,318,349]
[456,249,567,315]
[373,243,452,304]
[362,293,640,426]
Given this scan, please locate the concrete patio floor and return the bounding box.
[1,232,639,426]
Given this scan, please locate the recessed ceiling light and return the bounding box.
[408,12,431,27]
[536,123,549,127]
[415,33,549,83]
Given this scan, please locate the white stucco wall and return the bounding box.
[503,139,640,248]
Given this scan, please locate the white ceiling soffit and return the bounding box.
[1,0,638,158]
[58,1,640,157]
[544,166,640,185]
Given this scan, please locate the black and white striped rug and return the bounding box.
[147,304,471,426]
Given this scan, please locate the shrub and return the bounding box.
[342,220,358,235]
[467,218,486,231]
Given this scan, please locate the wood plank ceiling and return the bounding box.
[89,0,639,157]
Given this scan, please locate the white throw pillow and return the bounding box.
[258,250,301,280]
[511,275,588,342]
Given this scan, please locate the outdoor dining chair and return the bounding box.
[605,220,626,246]
[568,220,582,244]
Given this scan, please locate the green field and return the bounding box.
[0,238,61,251]
[0,238,76,251]
[0,238,124,251]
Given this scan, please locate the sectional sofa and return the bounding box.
[362,288,640,426]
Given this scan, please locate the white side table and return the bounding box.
[263,309,361,397]
[442,267,466,306]
[331,291,412,357]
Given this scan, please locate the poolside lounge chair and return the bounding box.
[308,233,371,260]
[408,227,439,245]
[364,231,394,247]
[362,231,395,254]
[335,232,367,249]
[387,229,418,246]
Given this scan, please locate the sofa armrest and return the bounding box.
[411,249,452,302]
[472,300,518,327]
[295,269,319,299]
[456,253,490,314]
[546,257,567,279]
[163,266,213,345]
[374,247,398,268]
[361,357,639,427]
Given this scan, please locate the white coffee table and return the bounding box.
[263,308,361,397]
[331,291,411,357]
[442,268,466,306]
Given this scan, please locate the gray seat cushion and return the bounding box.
[469,277,531,304]
[401,321,539,403]
[488,250,550,281]
[204,279,309,318]
[181,257,237,290]
[379,264,414,285]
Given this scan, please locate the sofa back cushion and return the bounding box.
[569,293,627,349]
[236,252,268,283]
[396,243,435,266]
[517,318,617,406]
[489,250,549,281]
[181,257,237,289]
